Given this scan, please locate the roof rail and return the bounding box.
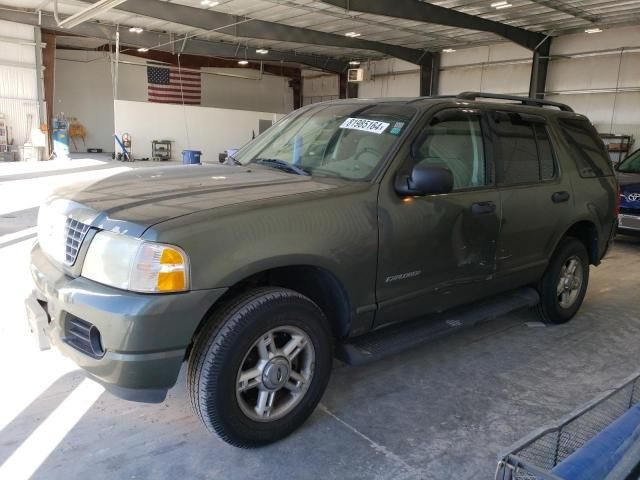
[456,92,574,112]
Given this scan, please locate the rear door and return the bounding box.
[375,107,501,327]
[490,110,574,283]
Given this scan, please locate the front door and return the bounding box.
[375,107,501,328]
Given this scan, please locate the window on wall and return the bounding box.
[493,112,557,185]
[412,110,488,190]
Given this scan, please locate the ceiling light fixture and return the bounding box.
[129,27,143,33]
[491,1,512,8]
[58,0,128,29]
[201,0,219,5]
[443,48,456,53]
[585,27,603,34]
[256,48,269,54]
[345,32,361,38]
[137,47,149,52]
[238,60,249,65]
[348,60,361,66]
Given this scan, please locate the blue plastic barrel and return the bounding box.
[182,150,202,165]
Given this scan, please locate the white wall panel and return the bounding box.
[357,59,420,99]
[302,72,339,104]
[114,99,280,162]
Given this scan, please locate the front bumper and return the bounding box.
[618,213,640,235]
[26,243,227,403]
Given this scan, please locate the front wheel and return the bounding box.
[537,238,590,324]
[187,287,332,448]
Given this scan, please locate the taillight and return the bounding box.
[615,185,621,217]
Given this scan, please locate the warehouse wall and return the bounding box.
[357,59,420,98]
[0,20,41,155]
[54,50,294,153]
[546,26,640,140]
[357,25,640,143]
[439,43,532,96]
[302,70,339,105]
[114,100,279,163]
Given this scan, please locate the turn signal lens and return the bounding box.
[131,243,189,293]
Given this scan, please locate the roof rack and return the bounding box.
[456,92,574,112]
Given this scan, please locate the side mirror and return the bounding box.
[395,164,454,197]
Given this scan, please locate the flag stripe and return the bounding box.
[147,65,201,105]
[149,87,202,94]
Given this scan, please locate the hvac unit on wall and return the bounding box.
[347,68,370,82]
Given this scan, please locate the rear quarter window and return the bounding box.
[558,118,614,178]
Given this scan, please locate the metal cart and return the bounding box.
[152,140,172,161]
[496,372,640,480]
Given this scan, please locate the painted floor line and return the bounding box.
[0,379,104,480]
[318,403,423,479]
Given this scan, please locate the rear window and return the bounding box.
[493,111,557,185]
[558,118,613,178]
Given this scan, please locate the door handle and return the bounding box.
[471,201,497,215]
[552,191,571,203]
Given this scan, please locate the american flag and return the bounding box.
[147,65,201,105]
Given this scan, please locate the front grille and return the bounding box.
[64,314,104,358]
[64,218,91,265]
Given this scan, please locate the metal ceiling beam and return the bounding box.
[526,0,599,23]
[75,0,429,64]
[0,8,348,72]
[321,0,547,51]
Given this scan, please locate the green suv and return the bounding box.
[26,93,618,447]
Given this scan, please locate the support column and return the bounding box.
[339,71,358,99]
[419,52,440,97]
[41,31,56,156]
[289,72,302,110]
[529,38,551,99]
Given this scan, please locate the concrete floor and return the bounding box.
[1,156,639,480]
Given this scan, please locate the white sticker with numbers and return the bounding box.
[339,118,390,135]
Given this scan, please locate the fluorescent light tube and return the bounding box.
[58,0,128,29]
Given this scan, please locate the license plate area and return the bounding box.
[25,294,52,350]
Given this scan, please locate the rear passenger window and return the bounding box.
[493,112,557,185]
[558,118,613,178]
[535,124,556,181]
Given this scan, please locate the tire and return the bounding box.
[187,287,332,448]
[537,238,590,324]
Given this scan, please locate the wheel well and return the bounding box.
[188,266,352,356]
[564,221,599,265]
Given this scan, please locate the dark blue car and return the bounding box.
[617,148,640,235]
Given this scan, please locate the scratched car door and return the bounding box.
[375,107,500,328]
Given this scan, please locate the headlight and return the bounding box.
[81,231,189,293]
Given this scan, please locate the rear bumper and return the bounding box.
[27,243,227,402]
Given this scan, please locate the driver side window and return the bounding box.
[412,110,489,190]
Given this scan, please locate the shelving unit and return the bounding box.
[600,133,634,165]
[152,140,172,161]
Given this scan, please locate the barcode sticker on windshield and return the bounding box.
[340,118,390,135]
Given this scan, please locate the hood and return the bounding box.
[617,172,640,211]
[50,164,337,236]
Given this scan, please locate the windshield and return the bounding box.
[618,149,640,173]
[233,103,416,180]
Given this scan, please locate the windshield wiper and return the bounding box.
[226,155,241,165]
[253,158,310,176]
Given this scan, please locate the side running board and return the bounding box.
[335,287,540,366]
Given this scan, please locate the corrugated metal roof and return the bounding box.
[3,0,640,63]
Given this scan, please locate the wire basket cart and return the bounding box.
[496,372,640,480]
